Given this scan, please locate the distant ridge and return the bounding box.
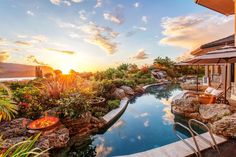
[0,62,54,78]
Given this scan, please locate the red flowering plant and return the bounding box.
[13,85,43,119]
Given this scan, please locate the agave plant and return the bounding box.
[0,99,18,122]
[1,133,49,157]
[0,83,18,122]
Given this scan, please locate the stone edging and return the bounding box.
[102,97,129,125]
[142,82,169,90]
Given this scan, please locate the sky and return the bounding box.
[0,0,234,73]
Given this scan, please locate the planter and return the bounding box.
[27,116,59,131]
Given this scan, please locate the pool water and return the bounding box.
[58,84,205,157]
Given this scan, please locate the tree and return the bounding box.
[154,57,175,69]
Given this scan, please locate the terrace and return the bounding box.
[1,0,236,157]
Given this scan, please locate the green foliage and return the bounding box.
[57,94,88,119]
[154,57,175,69]
[107,99,120,110]
[1,133,49,157]
[13,86,40,103]
[117,63,130,71]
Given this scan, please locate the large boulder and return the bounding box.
[0,118,70,152]
[172,97,199,115]
[211,113,236,137]
[36,126,70,149]
[199,104,231,122]
[120,86,135,95]
[111,88,126,99]
[0,118,32,139]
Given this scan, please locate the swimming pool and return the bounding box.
[58,84,204,157]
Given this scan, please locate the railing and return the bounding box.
[188,119,220,154]
[173,122,202,157]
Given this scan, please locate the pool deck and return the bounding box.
[103,97,129,124]
[117,132,227,157]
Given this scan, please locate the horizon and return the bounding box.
[0,0,234,74]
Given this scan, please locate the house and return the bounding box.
[190,35,236,99]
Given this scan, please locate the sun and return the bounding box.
[59,62,75,74]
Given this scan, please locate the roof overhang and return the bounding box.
[195,0,234,16]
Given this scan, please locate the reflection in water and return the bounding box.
[95,144,113,157]
[62,84,204,157]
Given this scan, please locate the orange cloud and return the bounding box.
[160,13,234,50]
[0,51,10,62]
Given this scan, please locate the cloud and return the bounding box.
[125,31,136,37]
[134,2,140,8]
[94,0,102,8]
[159,13,234,50]
[0,51,10,62]
[47,48,76,55]
[63,1,71,6]
[50,0,72,6]
[32,35,48,42]
[27,10,34,16]
[133,26,147,31]
[86,34,117,54]
[15,41,32,46]
[17,35,28,38]
[132,49,149,60]
[140,112,149,117]
[79,10,87,20]
[50,0,61,5]
[142,16,148,24]
[176,51,193,62]
[71,0,83,3]
[103,13,123,25]
[59,21,119,54]
[27,55,47,65]
[144,120,149,127]
[0,38,8,46]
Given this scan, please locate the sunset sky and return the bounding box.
[0,0,234,73]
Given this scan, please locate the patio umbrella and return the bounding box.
[195,0,234,16]
[185,46,236,103]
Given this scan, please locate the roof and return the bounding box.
[191,35,234,56]
[195,0,234,16]
[187,46,236,64]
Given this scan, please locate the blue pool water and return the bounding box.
[60,84,204,157]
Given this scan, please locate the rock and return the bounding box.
[199,104,231,122]
[134,86,145,94]
[0,118,32,139]
[0,136,28,149]
[111,88,126,99]
[172,97,199,114]
[37,125,70,149]
[211,113,236,137]
[120,86,135,95]
[62,112,106,136]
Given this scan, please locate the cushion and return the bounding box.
[211,89,223,97]
[204,87,215,95]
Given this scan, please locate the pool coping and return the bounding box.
[142,82,168,90]
[116,132,227,157]
[102,97,129,125]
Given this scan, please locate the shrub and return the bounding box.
[107,99,120,110]
[58,94,88,119]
